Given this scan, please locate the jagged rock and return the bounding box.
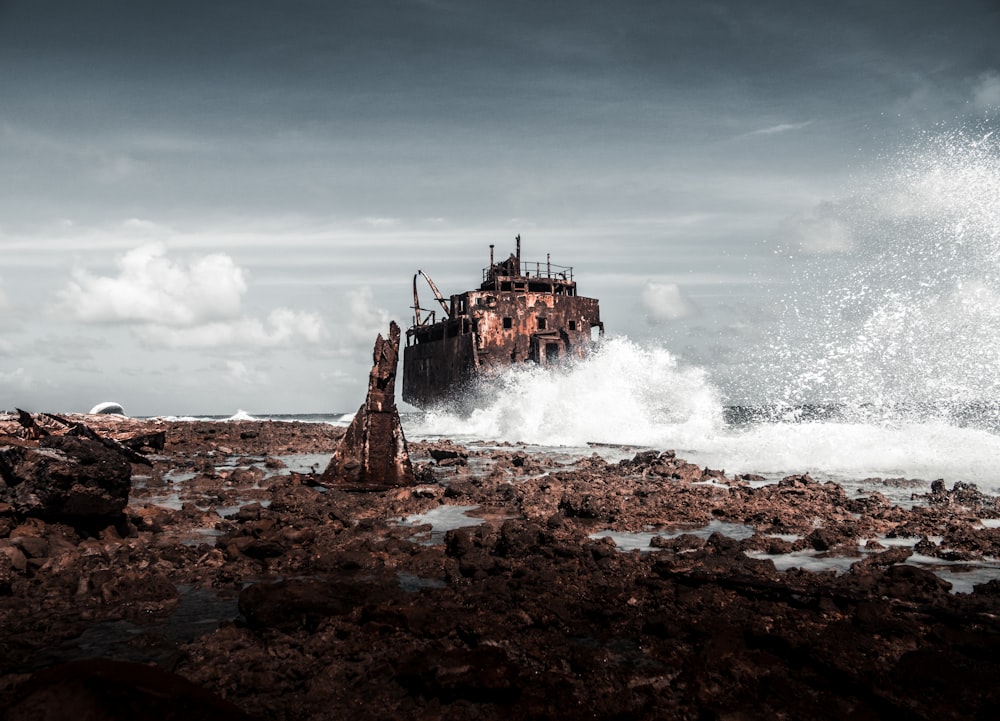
[0,435,131,526]
[321,321,415,490]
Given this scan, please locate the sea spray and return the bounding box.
[412,336,725,448]
[409,336,1000,489]
[747,124,1000,415]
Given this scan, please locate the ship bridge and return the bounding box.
[402,235,604,408]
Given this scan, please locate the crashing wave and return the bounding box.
[88,402,126,416]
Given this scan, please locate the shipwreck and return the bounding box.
[402,235,604,408]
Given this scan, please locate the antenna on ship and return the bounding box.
[489,244,494,266]
[515,234,521,275]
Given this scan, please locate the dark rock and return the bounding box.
[241,540,286,559]
[238,574,403,631]
[428,445,468,462]
[557,493,622,521]
[3,659,256,721]
[0,435,131,526]
[397,644,522,704]
[805,526,854,551]
[444,481,477,498]
[876,563,953,601]
[320,322,415,490]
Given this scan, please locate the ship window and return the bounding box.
[569,320,577,331]
[503,317,513,329]
[538,317,547,330]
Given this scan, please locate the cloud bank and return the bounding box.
[56,242,326,349]
[641,281,696,324]
[345,286,392,343]
[59,242,246,325]
[134,308,326,349]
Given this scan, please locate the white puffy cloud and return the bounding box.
[55,242,328,350]
[641,281,696,324]
[973,71,1000,110]
[345,286,392,343]
[135,308,327,349]
[59,242,246,326]
[776,207,854,255]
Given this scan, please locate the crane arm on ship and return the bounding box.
[411,274,423,327]
[417,270,451,319]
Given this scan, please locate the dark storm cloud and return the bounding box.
[1,0,996,227]
[5,1,997,131]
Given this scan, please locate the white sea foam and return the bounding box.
[743,125,1000,408]
[410,336,1000,490]
[685,420,1000,488]
[413,337,724,448]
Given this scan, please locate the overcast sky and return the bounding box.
[1,0,998,415]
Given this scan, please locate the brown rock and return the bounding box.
[3,659,255,721]
[320,321,415,490]
[0,435,131,526]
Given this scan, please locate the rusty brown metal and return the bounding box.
[322,321,415,489]
[418,270,451,318]
[412,274,422,327]
[403,237,604,408]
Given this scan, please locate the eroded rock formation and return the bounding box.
[0,412,148,530]
[320,321,415,489]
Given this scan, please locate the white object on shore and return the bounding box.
[88,401,127,416]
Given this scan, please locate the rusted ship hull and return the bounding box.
[402,236,603,408]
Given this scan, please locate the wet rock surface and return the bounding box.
[1,415,999,720]
[321,321,415,489]
[1,435,132,527]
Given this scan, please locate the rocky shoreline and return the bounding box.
[2,415,1000,719]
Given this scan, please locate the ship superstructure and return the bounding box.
[402,236,604,407]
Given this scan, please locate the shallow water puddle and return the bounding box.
[744,549,859,574]
[745,547,1000,593]
[905,553,1000,594]
[397,504,485,544]
[28,586,240,669]
[589,519,757,552]
[596,523,1000,592]
[396,572,447,592]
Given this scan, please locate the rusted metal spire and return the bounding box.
[320,321,415,490]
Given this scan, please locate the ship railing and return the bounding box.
[482,260,574,284]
